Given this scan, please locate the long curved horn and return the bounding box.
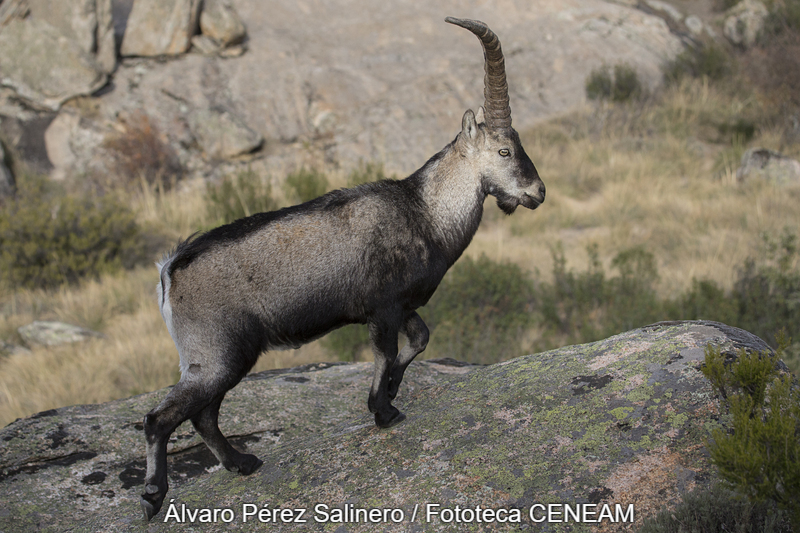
[445,17,512,130]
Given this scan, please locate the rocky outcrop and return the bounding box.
[0,17,107,111]
[644,0,683,23]
[120,0,201,57]
[0,0,115,111]
[189,0,248,57]
[736,148,800,185]
[41,106,111,182]
[0,0,29,26]
[638,0,716,40]
[96,0,686,181]
[25,0,116,74]
[199,0,246,47]
[94,0,116,73]
[43,111,81,182]
[0,339,30,356]
[2,0,688,181]
[723,0,768,49]
[0,321,784,531]
[189,106,263,160]
[18,321,104,347]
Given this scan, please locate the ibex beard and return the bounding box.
[141,16,545,520]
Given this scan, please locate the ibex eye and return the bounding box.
[499,149,510,157]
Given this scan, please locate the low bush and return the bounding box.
[0,175,144,290]
[663,43,734,85]
[321,324,370,362]
[537,244,664,347]
[746,27,800,114]
[611,64,644,102]
[701,341,800,525]
[765,0,800,35]
[102,111,182,190]
[284,167,329,203]
[586,66,614,101]
[728,230,800,350]
[346,161,395,187]
[422,255,535,364]
[636,482,790,532]
[586,64,643,102]
[534,233,800,373]
[205,169,277,226]
[716,117,757,144]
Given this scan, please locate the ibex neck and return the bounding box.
[415,146,486,265]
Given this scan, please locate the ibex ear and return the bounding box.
[476,106,485,124]
[460,109,481,151]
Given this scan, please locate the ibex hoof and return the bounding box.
[232,454,263,476]
[141,493,162,521]
[375,409,406,429]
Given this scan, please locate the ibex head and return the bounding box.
[447,17,545,214]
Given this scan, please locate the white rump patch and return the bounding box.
[156,256,186,375]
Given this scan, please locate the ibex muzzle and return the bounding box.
[140,17,544,520]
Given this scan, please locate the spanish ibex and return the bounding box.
[141,17,545,520]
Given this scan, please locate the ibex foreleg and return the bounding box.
[389,312,429,400]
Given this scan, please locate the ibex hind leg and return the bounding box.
[388,312,429,401]
[140,366,250,520]
[190,395,263,474]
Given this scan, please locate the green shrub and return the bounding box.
[663,43,734,85]
[0,175,143,289]
[205,169,277,226]
[539,243,607,343]
[422,255,535,364]
[321,324,371,362]
[609,246,661,328]
[533,235,800,373]
[586,64,643,102]
[717,117,757,144]
[786,0,800,31]
[612,64,643,102]
[672,278,740,326]
[636,482,790,533]
[764,0,800,35]
[284,167,329,203]
[701,342,800,525]
[730,230,800,350]
[537,244,665,346]
[346,161,395,187]
[749,6,800,112]
[586,66,614,101]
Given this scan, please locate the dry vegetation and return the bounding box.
[1,69,799,426]
[472,79,800,293]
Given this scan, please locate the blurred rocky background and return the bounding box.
[0,0,694,189]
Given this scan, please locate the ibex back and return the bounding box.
[141,17,545,520]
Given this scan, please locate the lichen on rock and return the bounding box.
[0,321,781,531]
